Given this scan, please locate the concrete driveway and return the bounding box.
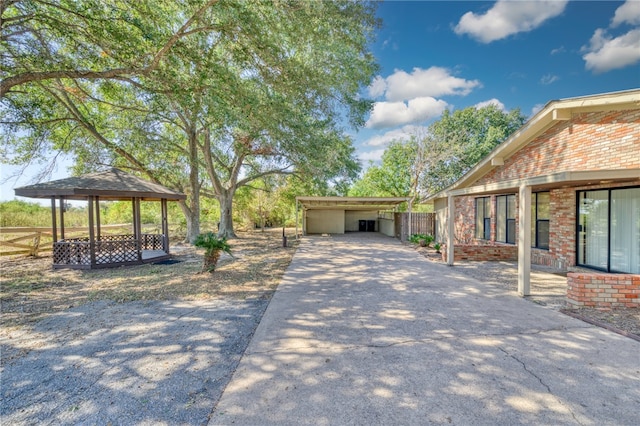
[210,233,640,425]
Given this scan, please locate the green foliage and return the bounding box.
[2,0,379,239]
[349,140,416,198]
[423,104,527,194]
[433,242,442,253]
[409,233,434,246]
[193,232,231,257]
[0,200,87,227]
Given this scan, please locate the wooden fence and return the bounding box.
[0,224,159,257]
[395,212,436,242]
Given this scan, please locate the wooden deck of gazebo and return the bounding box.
[15,168,186,269]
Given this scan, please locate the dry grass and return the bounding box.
[0,228,298,330]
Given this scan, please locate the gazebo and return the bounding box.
[14,168,186,269]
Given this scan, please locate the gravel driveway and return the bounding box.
[1,298,268,425]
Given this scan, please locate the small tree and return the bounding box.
[193,232,231,273]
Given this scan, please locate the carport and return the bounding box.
[295,196,409,237]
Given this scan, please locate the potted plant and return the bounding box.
[194,232,232,272]
[433,242,442,254]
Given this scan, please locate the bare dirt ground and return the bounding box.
[413,244,640,340]
[1,228,298,365]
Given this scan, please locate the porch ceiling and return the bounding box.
[296,196,409,211]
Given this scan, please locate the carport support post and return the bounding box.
[446,194,455,266]
[518,185,532,296]
[295,199,299,240]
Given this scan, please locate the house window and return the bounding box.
[578,187,640,273]
[531,192,550,249]
[475,197,491,240]
[496,194,516,244]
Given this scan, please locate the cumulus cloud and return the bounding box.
[363,125,429,147]
[612,0,640,27]
[358,149,386,162]
[582,28,640,73]
[540,74,560,85]
[454,0,568,43]
[582,1,640,73]
[474,98,506,111]
[365,97,448,129]
[368,76,387,98]
[369,67,481,102]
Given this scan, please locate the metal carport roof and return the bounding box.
[296,196,409,211]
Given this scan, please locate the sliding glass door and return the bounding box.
[610,188,640,273]
[578,187,640,273]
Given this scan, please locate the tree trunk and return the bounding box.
[178,200,200,243]
[217,189,237,238]
[182,125,201,243]
[202,249,221,272]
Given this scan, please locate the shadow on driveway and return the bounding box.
[1,298,267,425]
[211,233,640,425]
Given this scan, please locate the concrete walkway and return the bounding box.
[210,233,640,425]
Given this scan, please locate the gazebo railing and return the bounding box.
[53,234,166,267]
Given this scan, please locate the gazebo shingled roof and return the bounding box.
[14,168,186,201]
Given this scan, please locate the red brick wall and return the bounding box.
[478,110,640,185]
[567,273,640,308]
[449,109,640,270]
[442,244,517,263]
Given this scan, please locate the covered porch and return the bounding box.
[443,169,640,296]
[15,168,186,269]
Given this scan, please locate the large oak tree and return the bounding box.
[2,0,378,240]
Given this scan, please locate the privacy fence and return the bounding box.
[395,212,436,242]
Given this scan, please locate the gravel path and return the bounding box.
[1,299,268,425]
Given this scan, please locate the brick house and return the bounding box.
[428,90,640,308]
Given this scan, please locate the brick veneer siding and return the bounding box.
[477,110,640,185]
[446,109,639,271]
[567,273,640,308]
[441,244,517,263]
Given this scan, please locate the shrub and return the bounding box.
[193,232,232,272]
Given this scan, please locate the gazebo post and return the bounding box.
[50,196,58,243]
[161,198,169,253]
[95,196,101,240]
[133,197,142,262]
[58,197,65,239]
[88,195,97,267]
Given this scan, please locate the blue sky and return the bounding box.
[1,0,639,202]
[354,0,640,162]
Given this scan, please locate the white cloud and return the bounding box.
[550,46,565,55]
[582,28,640,73]
[358,149,386,162]
[540,74,560,85]
[368,75,387,98]
[531,103,544,116]
[363,125,429,147]
[454,0,569,43]
[474,98,506,111]
[365,97,448,129]
[612,0,640,27]
[378,67,480,102]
